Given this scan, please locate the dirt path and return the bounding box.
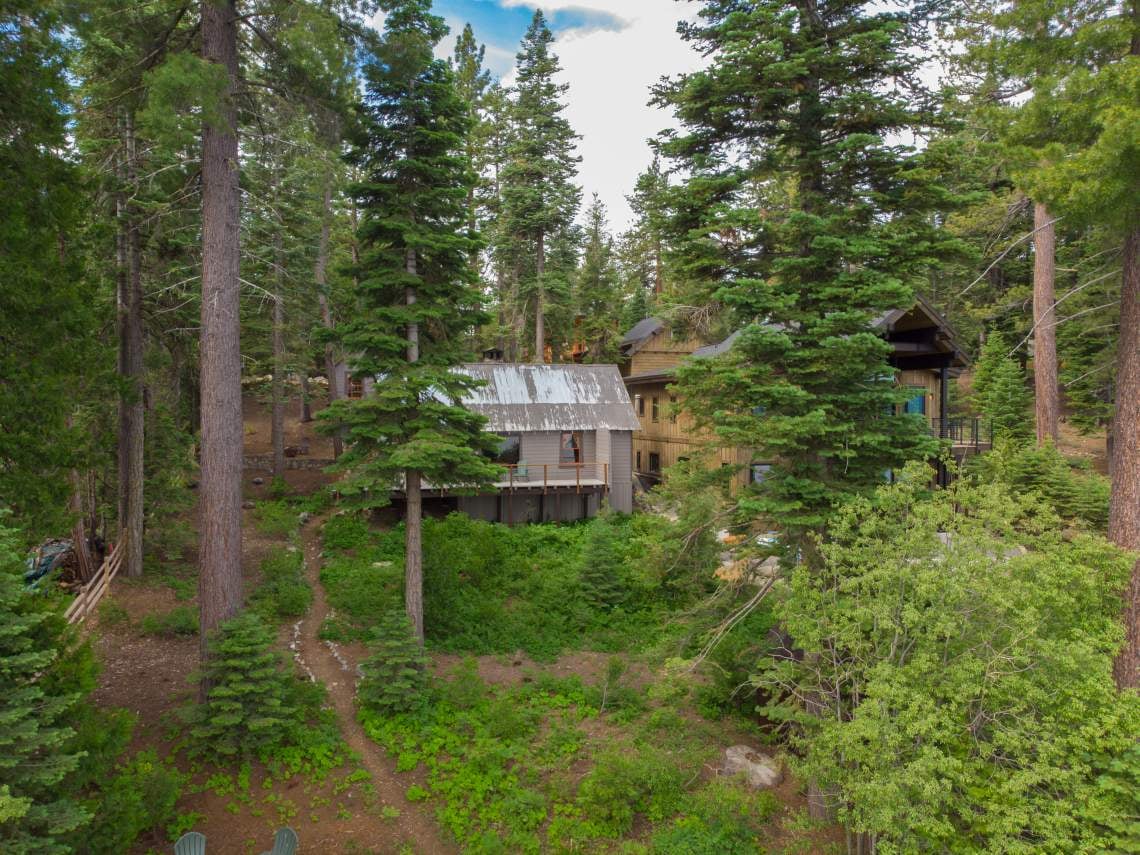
[297,516,454,855]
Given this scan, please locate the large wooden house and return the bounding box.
[620,299,982,490]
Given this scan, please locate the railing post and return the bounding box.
[544,464,548,491]
[576,463,581,493]
[509,466,513,491]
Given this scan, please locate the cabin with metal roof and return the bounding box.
[347,361,638,522]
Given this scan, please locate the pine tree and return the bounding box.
[323,0,502,644]
[974,333,1033,441]
[500,10,581,362]
[658,1,948,554]
[579,511,628,610]
[0,525,89,852]
[575,195,624,362]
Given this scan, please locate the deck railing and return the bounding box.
[501,461,609,493]
[930,417,993,450]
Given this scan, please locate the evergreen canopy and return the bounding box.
[322,0,501,500]
[658,0,960,544]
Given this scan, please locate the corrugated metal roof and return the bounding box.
[458,363,641,432]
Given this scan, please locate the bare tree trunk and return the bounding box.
[198,0,244,660]
[271,292,285,479]
[1032,201,1060,445]
[404,244,424,645]
[1110,226,1140,690]
[299,371,312,422]
[316,174,343,457]
[116,112,145,578]
[534,228,545,363]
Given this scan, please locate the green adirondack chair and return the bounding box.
[174,831,206,855]
[260,827,298,855]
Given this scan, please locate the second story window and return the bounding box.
[347,377,364,399]
[669,396,677,423]
[652,397,660,422]
[560,431,582,465]
[649,452,661,473]
[494,435,521,465]
[638,396,645,416]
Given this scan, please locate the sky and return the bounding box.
[370,1,705,231]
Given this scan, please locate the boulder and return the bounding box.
[241,500,256,510]
[298,512,312,526]
[252,476,264,486]
[723,745,782,790]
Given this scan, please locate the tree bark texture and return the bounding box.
[198,0,244,656]
[1110,226,1140,690]
[271,292,285,479]
[316,174,343,457]
[117,112,145,578]
[404,244,424,644]
[534,229,546,363]
[1032,201,1060,445]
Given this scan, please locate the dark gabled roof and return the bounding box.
[692,329,743,358]
[619,317,665,355]
[457,363,640,432]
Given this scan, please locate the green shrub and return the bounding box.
[183,612,330,765]
[971,440,1110,529]
[357,610,429,716]
[139,605,197,637]
[250,547,311,621]
[253,500,297,538]
[80,750,185,854]
[267,476,291,499]
[321,513,373,551]
[579,511,630,610]
[97,598,130,628]
[575,748,689,836]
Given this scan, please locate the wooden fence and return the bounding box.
[64,536,126,625]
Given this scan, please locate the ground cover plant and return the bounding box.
[359,659,781,853]
[320,511,672,658]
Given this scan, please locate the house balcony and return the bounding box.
[402,462,612,498]
[930,417,992,453]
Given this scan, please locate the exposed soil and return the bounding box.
[297,515,454,855]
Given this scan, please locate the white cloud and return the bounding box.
[503,1,704,230]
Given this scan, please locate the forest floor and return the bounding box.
[87,394,841,854]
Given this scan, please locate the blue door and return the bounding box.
[903,388,926,416]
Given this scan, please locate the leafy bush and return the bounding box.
[139,605,197,637]
[80,750,184,854]
[321,512,373,551]
[252,500,298,538]
[250,547,311,621]
[321,512,664,658]
[357,610,429,715]
[761,465,1139,852]
[575,748,689,836]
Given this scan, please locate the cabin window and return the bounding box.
[652,397,660,422]
[669,396,677,423]
[749,463,772,485]
[903,387,927,416]
[637,395,645,416]
[560,431,583,465]
[494,435,521,465]
[347,377,364,399]
[636,451,642,470]
[648,452,661,473]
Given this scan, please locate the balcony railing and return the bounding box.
[930,417,992,450]
[499,461,610,492]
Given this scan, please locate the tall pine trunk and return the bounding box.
[198,0,244,658]
[404,244,424,645]
[534,227,545,362]
[316,173,343,457]
[1110,226,1140,690]
[117,112,145,578]
[271,229,286,480]
[1032,201,1059,445]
